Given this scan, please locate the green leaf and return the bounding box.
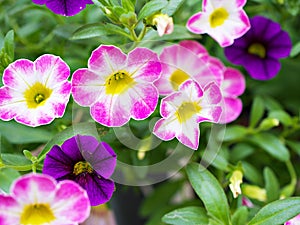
[250,96,265,128]
[290,41,300,57]
[0,168,20,193]
[222,125,248,142]
[2,153,31,166]
[232,206,248,225]
[186,163,231,224]
[268,110,293,127]
[140,179,184,217]
[242,161,264,186]
[4,30,14,61]
[137,0,168,20]
[248,133,290,162]
[162,0,185,15]
[71,23,132,40]
[0,121,53,144]
[121,0,135,12]
[262,96,283,111]
[263,167,280,202]
[286,140,300,156]
[248,197,300,225]
[231,143,255,162]
[162,206,209,225]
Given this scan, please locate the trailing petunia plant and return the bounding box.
[0,0,300,225]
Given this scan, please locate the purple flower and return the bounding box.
[43,135,117,206]
[32,0,93,16]
[224,16,292,80]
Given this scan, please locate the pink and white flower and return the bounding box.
[153,80,222,150]
[0,54,71,127]
[186,0,250,47]
[154,43,222,96]
[72,45,161,127]
[285,214,300,225]
[0,173,90,225]
[179,40,245,123]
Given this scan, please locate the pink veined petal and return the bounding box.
[0,87,23,121]
[72,69,106,106]
[34,54,70,87]
[198,105,222,123]
[179,80,204,102]
[160,92,183,118]
[127,83,159,120]
[186,12,209,34]
[127,47,161,82]
[0,195,21,225]
[176,117,200,150]
[52,180,90,223]
[88,45,127,74]
[203,82,222,105]
[3,59,35,91]
[222,67,245,97]
[219,97,243,124]
[153,116,178,141]
[179,40,209,59]
[202,0,215,12]
[11,173,56,205]
[234,0,247,8]
[91,94,130,127]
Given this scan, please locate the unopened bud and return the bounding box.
[151,14,174,37]
[229,170,243,198]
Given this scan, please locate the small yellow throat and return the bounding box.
[209,8,229,28]
[24,82,52,109]
[105,70,135,95]
[176,102,201,123]
[20,203,55,225]
[169,69,190,91]
[73,161,93,175]
[248,43,266,58]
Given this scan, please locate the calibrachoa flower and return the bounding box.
[32,0,93,16]
[186,0,250,47]
[43,135,117,206]
[175,40,245,123]
[154,43,222,95]
[153,80,222,150]
[0,54,71,127]
[0,173,90,225]
[224,16,292,80]
[285,214,300,225]
[72,45,161,127]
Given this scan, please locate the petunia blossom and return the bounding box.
[178,40,245,123]
[32,0,93,16]
[0,54,71,127]
[0,173,90,225]
[224,16,292,80]
[153,80,222,150]
[285,214,300,225]
[43,135,117,206]
[186,0,250,47]
[72,45,161,127]
[154,43,222,96]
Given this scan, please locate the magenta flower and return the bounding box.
[154,43,222,96]
[32,0,93,16]
[43,135,116,206]
[0,54,71,127]
[224,16,292,80]
[153,80,222,150]
[179,40,245,123]
[0,173,90,225]
[285,214,300,225]
[72,45,161,127]
[186,0,250,47]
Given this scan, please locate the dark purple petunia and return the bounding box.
[32,0,94,16]
[224,16,292,80]
[42,134,116,206]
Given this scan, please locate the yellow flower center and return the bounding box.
[73,161,93,175]
[24,82,52,109]
[209,8,229,28]
[20,203,55,225]
[176,102,201,123]
[248,43,266,58]
[105,70,135,95]
[169,69,190,90]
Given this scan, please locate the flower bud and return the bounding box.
[151,13,174,36]
[229,170,243,198]
[242,184,267,202]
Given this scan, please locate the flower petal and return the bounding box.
[0,195,20,225]
[176,117,200,150]
[153,116,178,141]
[186,12,209,34]
[52,180,90,223]
[75,135,117,179]
[222,67,245,97]
[220,97,243,123]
